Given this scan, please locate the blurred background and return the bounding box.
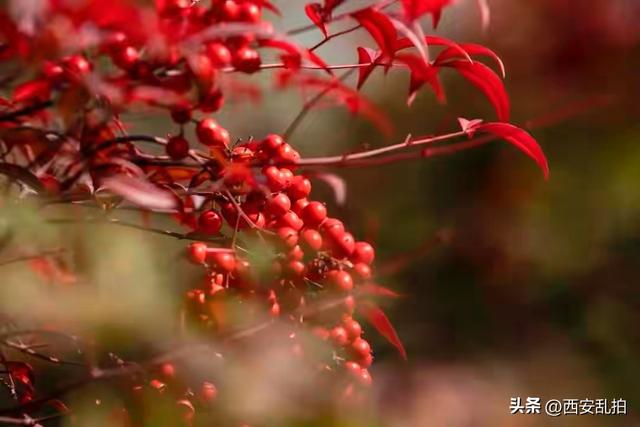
[1,0,639,425]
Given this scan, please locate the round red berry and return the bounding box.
[188,242,208,264]
[198,210,223,234]
[300,228,322,252]
[351,241,375,265]
[301,201,327,227]
[166,135,190,160]
[211,252,236,272]
[205,42,232,68]
[330,326,349,346]
[351,338,371,358]
[266,193,291,217]
[276,227,299,248]
[326,270,353,292]
[232,46,261,73]
[196,118,230,148]
[287,176,311,200]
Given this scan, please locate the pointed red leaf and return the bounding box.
[477,122,549,179]
[444,60,510,122]
[352,8,398,59]
[356,47,379,89]
[401,0,452,26]
[436,43,505,78]
[305,3,327,38]
[395,53,441,104]
[358,302,407,360]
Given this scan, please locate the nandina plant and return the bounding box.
[0,0,547,425]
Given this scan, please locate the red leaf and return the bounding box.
[102,175,179,211]
[436,43,505,78]
[304,3,327,38]
[396,35,472,63]
[358,283,402,298]
[444,60,510,122]
[352,8,398,59]
[358,302,407,360]
[477,122,549,179]
[395,53,441,105]
[401,0,452,26]
[356,47,379,89]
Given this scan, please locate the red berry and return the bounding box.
[287,176,311,200]
[292,198,309,216]
[263,134,284,152]
[287,245,304,261]
[196,118,230,148]
[326,270,353,292]
[198,88,225,113]
[219,0,240,20]
[284,260,306,278]
[166,135,190,160]
[351,242,375,265]
[232,46,261,73]
[112,46,139,69]
[200,382,218,402]
[344,361,362,377]
[352,263,372,280]
[170,106,192,124]
[211,252,236,272]
[277,211,304,231]
[263,166,286,191]
[265,193,291,217]
[188,242,208,264]
[358,353,373,369]
[300,228,322,252]
[330,326,349,346]
[320,218,345,240]
[238,2,261,22]
[198,210,223,234]
[359,369,373,387]
[342,317,362,339]
[301,201,327,227]
[205,42,232,68]
[276,227,298,248]
[351,338,371,358]
[332,232,355,258]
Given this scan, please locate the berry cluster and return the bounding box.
[184,133,377,395]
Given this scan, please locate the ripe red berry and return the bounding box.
[330,326,349,346]
[351,242,375,265]
[287,245,304,261]
[351,338,371,358]
[64,55,92,76]
[196,118,230,149]
[301,201,327,227]
[198,88,225,113]
[263,166,286,191]
[200,382,218,402]
[262,134,284,152]
[277,211,304,231]
[219,0,240,20]
[300,228,322,252]
[292,198,309,216]
[170,106,192,124]
[205,42,232,68]
[332,232,355,258]
[188,242,208,264]
[326,270,353,292]
[198,210,223,234]
[276,227,299,248]
[211,252,236,272]
[232,46,261,73]
[111,46,139,69]
[352,263,372,280]
[287,176,311,200]
[320,218,345,240]
[358,353,373,369]
[265,193,291,217]
[342,317,362,339]
[284,259,306,278]
[238,2,261,22]
[166,135,190,160]
[344,361,362,377]
[359,369,373,387]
